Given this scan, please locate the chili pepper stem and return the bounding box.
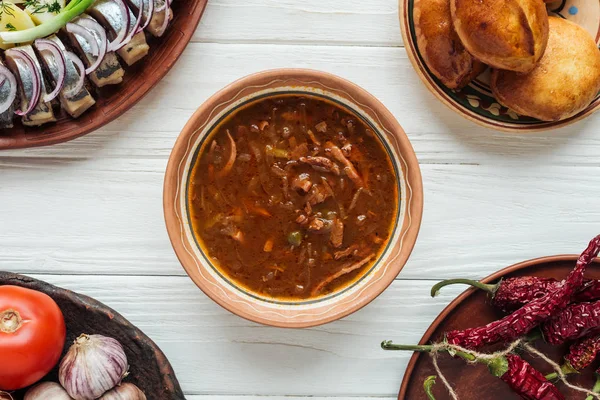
[544,362,578,381]
[381,341,481,364]
[585,376,600,400]
[526,329,543,342]
[430,278,498,297]
[423,376,437,400]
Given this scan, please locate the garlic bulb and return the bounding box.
[59,334,128,400]
[0,392,13,400]
[25,382,71,400]
[99,383,146,400]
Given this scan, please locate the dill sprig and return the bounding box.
[0,1,16,19]
[24,0,62,15]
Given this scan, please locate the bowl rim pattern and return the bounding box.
[163,69,424,327]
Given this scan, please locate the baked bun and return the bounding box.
[491,17,600,122]
[414,0,487,89]
[450,0,549,72]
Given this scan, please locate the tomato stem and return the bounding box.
[0,309,22,333]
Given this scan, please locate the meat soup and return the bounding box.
[188,95,398,300]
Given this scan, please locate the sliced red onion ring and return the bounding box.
[116,1,143,50]
[65,51,85,98]
[155,0,167,13]
[35,39,67,102]
[66,22,99,57]
[0,65,17,114]
[137,0,153,33]
[6,49,41,116]
[77,18,108,75]
[155,4,171,37]
[107,0,130,52]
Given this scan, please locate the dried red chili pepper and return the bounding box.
[381,341,565,400]
[564,333,600,371]
[431,276,600,314]
[445,235,600,349]
[501,354,565,400]
[541,300,600,344]
[543,334,600,382]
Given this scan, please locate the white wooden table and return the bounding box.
[1,1,599,399]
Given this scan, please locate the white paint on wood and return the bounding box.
[194,0,403,46]
[1,162,598,279]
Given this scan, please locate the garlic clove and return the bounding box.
[59,334,129,400]
[99,383,146,400]
[0,392,13,400]
[25,382,72,400]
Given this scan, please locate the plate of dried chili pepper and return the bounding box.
[387,235,600,400]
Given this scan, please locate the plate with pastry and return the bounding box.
[399,0,600,132]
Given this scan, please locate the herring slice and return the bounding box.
[35,35,96,118]
[89,0,149,66]
[5,45,56,126]
[63,14,124,87]
[127,0,172,37]
[0,59,15,129]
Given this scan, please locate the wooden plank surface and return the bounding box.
[0,0,599,399]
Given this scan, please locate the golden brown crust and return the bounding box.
[491,17,600,122]
[414,0,487,89]
[451,0,549,72]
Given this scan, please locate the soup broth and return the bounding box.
[188,95,398,300]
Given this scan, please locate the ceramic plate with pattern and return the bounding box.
[399,0,600,132]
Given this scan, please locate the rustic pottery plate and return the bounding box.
[0,0,208,150]
[399,0,600,132]
[0,272,184,400]
[398,255,600,400]
[164,69,424,328]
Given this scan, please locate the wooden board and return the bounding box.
[0,0,208,150]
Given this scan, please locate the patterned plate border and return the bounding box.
[399,0,600,132]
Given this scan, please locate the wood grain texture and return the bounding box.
[28,275,465,397]
[187,397,395,399]
[0,162,598,279]
[0,44,597,165]
[192,0,403,46]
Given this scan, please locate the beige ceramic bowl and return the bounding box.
[163,69,423,328]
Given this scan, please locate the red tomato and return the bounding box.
[0,285,66,390]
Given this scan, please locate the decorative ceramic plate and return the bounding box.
[399,0,600,132]
[0,272,184,400]
[0,0,208,150]
[398,255,600,400]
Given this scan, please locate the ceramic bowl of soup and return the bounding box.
[164,69,423,327]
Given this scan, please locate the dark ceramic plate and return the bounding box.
[0,272,184,400]
[399,255,600,399]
